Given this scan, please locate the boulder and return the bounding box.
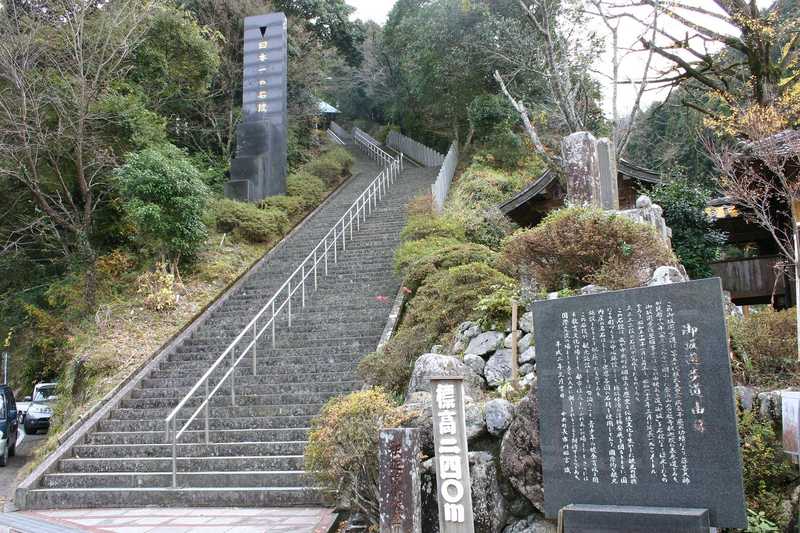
[503,515,557,533]
[519,311,534,334]
[758,390,782,420]
[519,363,534,376]
[506,332,533,352]
[471,451,509,533]
[519,346,536,365]
[648,266,687,286]
[452,339,467,354]
[636,195,652,208]
[464,353,486,377]
[486,399,513,436]
[580,284,607,295]
[457,321,482,341]
[485,349,513,388]
[431,344,444,354]
[500,391,544,512]
[735,385,756,411]
[521,372,536,390]
[420,452,509,533]
[402,398,486,456]
[466,331,505,358]
[406,353,485,402]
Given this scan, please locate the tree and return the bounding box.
[609,0,800,117]
[649,177,726,279]
[116,144,209,274]
[0,0,157,308]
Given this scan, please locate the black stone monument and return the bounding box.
[225,12,288,202]
[533,278,746,529]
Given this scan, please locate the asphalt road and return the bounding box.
[0,430,46,511]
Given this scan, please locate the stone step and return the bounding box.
[120,390,349,410]
[86,428,309,445]
[72,441,307,459]
[59,455,306,474]
[140,371,356,389]
[21,486,325,509]
[97,415,314,433]
[151,361,358,379]
[109,403,324,420]
[130,380,359,399]
[174,335,381,354]
[41,470,312,489]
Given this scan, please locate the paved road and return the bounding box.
[0,430,47,511]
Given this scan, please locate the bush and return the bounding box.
[397,239,497,292]
[136,262,178,312]
[738,408,797,529]
[501,207,677,291]
[476,129,527,169]
[304,147,354,187]
[305,388,403,525]
[400,214,466,243]
[360,262,517,394]
[649,178,726,279]
[287,171,327,210]
[729,307,799,387]
[116,144,209,262]
[395,237,464,276]
[450,164,528,209]
[467,94,516,140]
[260,195,305,221]
[452,205,517,249]
[212,199,288,244]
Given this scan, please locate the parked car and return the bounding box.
[18,382,57,435]
[0,385,19,466]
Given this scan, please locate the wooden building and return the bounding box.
[498,159,661,227]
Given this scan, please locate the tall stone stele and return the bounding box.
[225,13,288,202]
[560,131,618,210]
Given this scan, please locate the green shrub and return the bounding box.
[395,237,464,276]
[398,239,497,292]
[451,205,517,249]
[212,199,288,244]
[305,388,403,525]
[729,308,799,387]
[649,178,726,279]
[116,144,209,262]
[738,408,797,529]
[400,214,466,242]
[287,171,327,210]
[467,94,516,140]
[501,207,677,291]
[474,285,520,330]
[476,129,527,169]
[375,124,400,144]
[360,263,517,394]
[450,164,528,209]
[260,195,305,221]
[305,147,354,187]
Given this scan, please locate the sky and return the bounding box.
[345,1,772,117]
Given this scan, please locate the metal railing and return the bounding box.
[353,127,401,169]
[432,142,458,212]
[163,152,403,488]
[387,131,445,167]
[326,128,345,145]
[330,121,351,142]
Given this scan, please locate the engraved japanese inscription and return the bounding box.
[533,278,746,529]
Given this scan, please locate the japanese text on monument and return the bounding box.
[554,299,701,487]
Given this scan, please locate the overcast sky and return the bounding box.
[345,1,770,117]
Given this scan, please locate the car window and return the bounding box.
[0,394,5,419]
[33,388,55,401]
[5,391,12,410]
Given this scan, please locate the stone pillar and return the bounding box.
[561,132,601,207]
[379,428,422,533]
[596,138,619,210]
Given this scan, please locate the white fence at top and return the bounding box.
[432,142,458,212]
[387,131,445,168]
[330,121,351,141]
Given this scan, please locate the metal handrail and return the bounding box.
[163,152,403,488]
[353,128,400,169]
[326,129,345,145]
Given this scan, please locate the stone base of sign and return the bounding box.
[561,505,712,533]
[378,428,421,533]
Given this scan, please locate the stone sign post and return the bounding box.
[379,428,422,533]
[781,391,800,462]
[225,12,288,202]
[430,376,475,533]
[533,278,746,530]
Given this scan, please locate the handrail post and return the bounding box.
[301,265,306,308]
[287,281,292,327]
[313,250,318,290]
[252,323,257,376]
[271,300,276,348]
[171,417,177,488]
[230,346,236,406]
[204,378,209,443]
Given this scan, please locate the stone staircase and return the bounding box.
[21,147,436,509]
